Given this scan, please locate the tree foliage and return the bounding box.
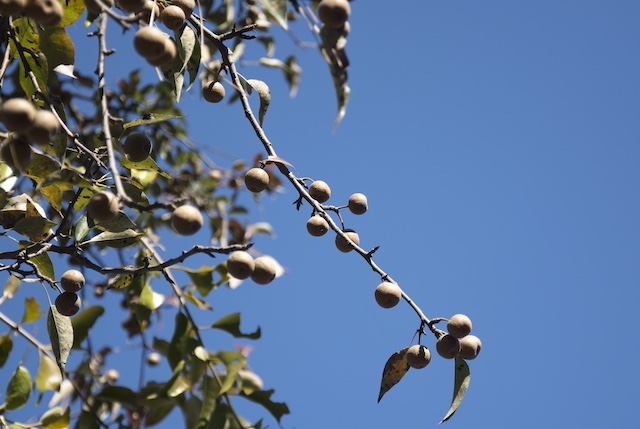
[0,0,482,427]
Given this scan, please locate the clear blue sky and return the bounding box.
[2,1,639,428]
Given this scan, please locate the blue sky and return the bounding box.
[1,1,639,428]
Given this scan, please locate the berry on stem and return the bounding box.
[251,256,276,285]
[87,191,120,223]
[459,335,482,360]
[227,251,255,280]
[244,167,269,193]
[374,282,401,309]
[317,0,350,29]
[348,193,368,215]
[406,345,431,369]
[436,334,461,359]
[203,81,225,103]
[447,314,472,338]
[61,270,85,293]
[123,133,152,163]
[55,292,81,316]
[171,205,204,236]
[309,180,331,203]
[335,230,359,253]
[306,215,329,237]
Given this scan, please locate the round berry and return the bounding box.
[171,0,194,16]
[26,0,64,27]
[0,137,31,171]
[87,191,119,223]
[29,109,59,146]
[171,205,204,236]
[374,282,401,309]
[161,4,185,30]
[123,133,152,163]
[317,0,350,29]
[134,26,169,60]
[55,292,81,316]
[60,269,85,293]
[335,230,359,253]
[447,314,472,339]
[202,81,225,103]
[251,256,276,285]
[306,215,329,237]
[406,345,431,369]
[117,0,146,13]
[0,0,29,16]
[1,98,36,133]
[227,251,255,280]
[244,167,269,193]
[436,334,461,360]
[147,352,161,366]
[309,180,331,203]
[348,193,368,215]
[459,335,482,360]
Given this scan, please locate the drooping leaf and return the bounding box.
[80,229,144,248]
[3,275,21,300]
[47,305,73,373]
[23,153,62,184]
[215,351,246,396]
[94,211,137,233]
[211,313,261,339]
[4,365,32,411]
[196,376,219,428]
[35,355,62,393]
[39,168,94,189]
[73,410,101,429]
[19,241,55,282]
[377,347,410,402]
[257,0,288,30]
[40,406,70,429]
[123,113,181,129]
[440,356,471,424]
[0,333,13,368]
[10,18,39,56]
[167,312,193,370]
[19,50,49,99]
[139,284,165,311]
[241,389,289,422]
[246,79,271,126]
[176,265,218,297]
[60,0,85,27]
[183,291,212,310]
[21,297,44,323]
[144,398,176,426]
[318,26,350,129]
[71,306,104,349]
[167,375,190,398]
[74,212,90,242]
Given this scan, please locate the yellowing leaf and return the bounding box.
[440,356,471,424]
[21,297,43,323]
[377,347,410,402]
[35,355,62,393]
[40,406,70,429]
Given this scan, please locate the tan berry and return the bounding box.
[161,4,185,30]
[137,0,159,22]
[251,256,276,285]
[436,334,461,360]
[306,215,329,237]
[244,167,269,193]
[309,180,331,203]
[227,251,254,280]
[123,133,152,162]
[348,192,368,215]
[87,191,120,223]
[55,292,81,316]
[171,0,194,16]
[117,0,145,13]
[171,205,204,235]
[406,345,431,369]
[134,26,169,60]
[60,269,85,293]
[85,0,114,14]
[28,109,59,146]
[374,282,401,309]
[105,369,119,384]
[94,285,105,298]
[0,137,31,171]
[146,41,177,67]
[0,0,28,17]
[147,352,161,366]
[1,98,36,133]
[317,0,350,29]
[459,335,482,360]
[202,81,225,103]
[26,0,63,27]
[447,314,472,339]
[335,230,359,253]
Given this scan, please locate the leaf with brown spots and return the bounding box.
[377,347,410,402]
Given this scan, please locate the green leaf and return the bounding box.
[19,241,55,282]
[123,113,181,129]
[35,354,62,393]
[183,395,204,429]
[106,273,134,290]
[22,297,43,323]
[19,50,49,99]
[60,0,85,27]
[80,229,144,248]
[40,406,70,429]
[144,398,176,426]
[23,153,62,184]
[211,313,261,339]
[246,79,271,126]
[94,211,137,233]
[176,266,219,297]
[10,18,39,55]
[0,333,13,368]
[121,156,172,180]
[183,291,211,310]
[47,305,73,373]
[440,356,471,424]
[39,28,74,73]
[71,306,104,349]
[196,376,219,428]
[377,347,410,402]
[241,389,289,422]
[167,375,190,398]
[139,284,165,311]
[257,0,288,30]
[39,168,93,189]
[96,386,137,407]
[13,216,57,241]
[167,312,193,370]
[39,185,63,213]
[4,365,32,411]
[3,275,21,300]
[215,351,246,396]
[73,411,100,429]
[74,212,90,242]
